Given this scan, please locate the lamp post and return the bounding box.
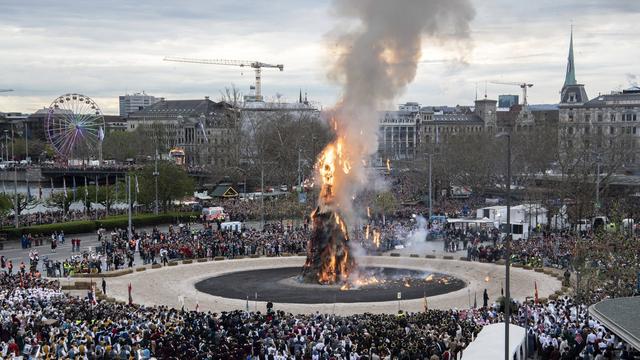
[3,130,7,162]
[428,153,433,219]
[153,148,159,215]
[496,131,512,360]
[11,124,19,228]
[261,165,265,229]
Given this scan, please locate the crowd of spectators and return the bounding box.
[1,268,637,359]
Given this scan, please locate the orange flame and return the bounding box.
[373,229,381,248]
[317,137,352,204]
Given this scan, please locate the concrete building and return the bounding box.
[119,92,160,117]
[127,97,240,166]
[378,99,499,160]
[557,31,640,168]
[103,115,128,133]
[498,94,519,109]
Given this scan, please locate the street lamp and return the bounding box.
[3,130,8,162]
[496,131,512,360]
[153,148,159,215]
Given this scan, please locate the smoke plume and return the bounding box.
[320,0,475,223]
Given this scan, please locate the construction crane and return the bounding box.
[490,81,533,108]
[0,89,14,93]
[163,57,284,101]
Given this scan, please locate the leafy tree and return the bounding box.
[373,191,398,224]
[572,205,640,304]
[102,129,155,162]
[12,138,47,161]
[47,192,72,213]
[0,193,12,218]
[135,162,194,212]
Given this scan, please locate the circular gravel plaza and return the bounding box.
[102,256,563,315]
[195,267,465,303]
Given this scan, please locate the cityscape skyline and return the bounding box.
[1,0,639,114]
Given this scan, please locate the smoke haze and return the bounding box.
[320,0,475,223]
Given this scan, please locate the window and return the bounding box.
[568,112,574,122]
[634,127,637,135]
[610,127,615,135]
[584,126,590,135]
[597,113,603,122]
[569,93,576,102]
[585,114,591,122]
[567,127,574,135]
[611,113,616,122]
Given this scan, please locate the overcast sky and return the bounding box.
[1,0,639,114]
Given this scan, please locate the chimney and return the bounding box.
[204,96,210,100]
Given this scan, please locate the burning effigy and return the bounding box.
[301,0,474,285]
[301,138,357,284]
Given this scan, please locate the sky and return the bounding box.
[0,0,639,114]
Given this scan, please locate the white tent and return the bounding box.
[462,323,526,360]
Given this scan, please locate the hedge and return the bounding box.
[1,212,199,238]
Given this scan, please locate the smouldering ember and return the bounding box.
[338,271,455,291]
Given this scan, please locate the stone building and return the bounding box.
[557,31,640,168]
[127,97,240,167]
[378,99,498,160]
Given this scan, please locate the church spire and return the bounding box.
[563,26,577,87]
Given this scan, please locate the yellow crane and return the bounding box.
[163,56,284,101]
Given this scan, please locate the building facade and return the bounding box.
[557,31,640,168]
[127,97,240,167]
[377,99,498,160]
[119,92,160,117]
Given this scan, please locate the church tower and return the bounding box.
[560,28,588,105]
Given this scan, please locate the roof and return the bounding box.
[564,29,577,87]
[528,104,559,111]
[463,323,526,360]
[103,115,127,123]
[589,297,640,350]
[431,114,483,124]
[129,99,234,117]
[211,185,238,198]
[582,91,640,107]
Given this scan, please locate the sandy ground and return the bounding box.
[99,256,562,315]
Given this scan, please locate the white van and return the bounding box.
[221,221,242,232]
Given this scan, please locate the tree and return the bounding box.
[47,192,72,213]
[0,193,12,218]
[12,138,47,161]
[572,206,640,304]
[102,129,155,162]
[135,162,194,212]
[12,193,39,216]
[373,191,398,224]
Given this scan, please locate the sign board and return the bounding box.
[397,292,401,300]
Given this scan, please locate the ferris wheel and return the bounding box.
[46,93,105,159]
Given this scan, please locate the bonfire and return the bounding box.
[301,138,357,284]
